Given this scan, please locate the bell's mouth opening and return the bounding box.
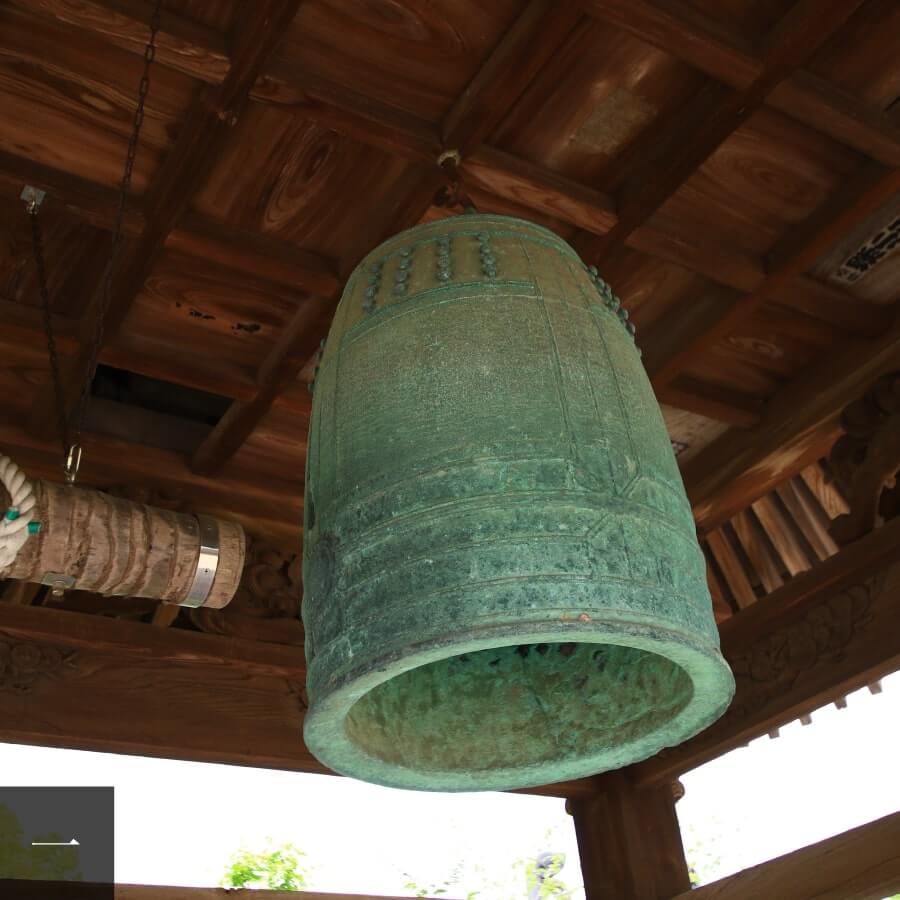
[343,641,693,776]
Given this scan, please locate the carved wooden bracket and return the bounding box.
[190,535,303,645]
[828,372,900,545]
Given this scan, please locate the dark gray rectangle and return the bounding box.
[0,787,113,900]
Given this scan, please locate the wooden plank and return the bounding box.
[750,495,813,577]
[0,149,144,236]
[675,811,900,900]
[0,603,596,799]
[191,2,587,474]
[463,146,617,237]
[705,530,756,609]
[775,479,840,561]
[686,313,900,533]
[656,378,761,428]
[441,1,582,156]
[572,774,691,900]
[0,421,304,545]
[632,516,900,785]
[731,509,785,593]
[190,295,335,474]
[10,0,230,83]
[0,601,304,678]
[577,0,866,265]
[581,0,900,165]
[167,216,340,297]
[28,0,305,440]
[799,462,850,519]
[649,159,900,393]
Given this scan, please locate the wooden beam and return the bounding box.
[0,421,304,545]
[9,0,230,83]
[686,311,900,533]
[167,215,340,297]
[441,1,582,157]
[0,298,310,415]
[28,0,305,440]
[632,516,900,785]
[578,0,865,265]
[706,530,756,609]
[193,2,587,475]
[751,495,814,577]
[656,378,762,429]
[581,0,900,166]
[0,603,596,799]
[190,293,336,475]
[572,774,691,900]
[731,509,784,594]
[676,811,900,900]
[463,146,617,237]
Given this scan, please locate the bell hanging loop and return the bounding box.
[435,149,477,214]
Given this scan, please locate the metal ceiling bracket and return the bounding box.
[41,572,76,598]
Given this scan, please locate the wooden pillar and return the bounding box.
[570,773,691,900]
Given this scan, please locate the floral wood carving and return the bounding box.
[829,373,900,544]
[725,576,879,723]
[190,535,304,645]
[0,639,76,693]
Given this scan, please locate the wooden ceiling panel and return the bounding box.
[275,0,524,122]
[164,0,241,31]
[682,342,781,401]
[810,190,900,304]
[0,5,196,191]
[808,0,900,110]
[492,17,703,185]
[0,199,109,317]
[225,401,309,482]
[679,0,794,40]
[121,250,308,376]
[191,103,411,258]
[656,107,864,257]
[594,245,711,335]
[660,404,729,465]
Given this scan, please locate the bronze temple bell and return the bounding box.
[302,213,734,792]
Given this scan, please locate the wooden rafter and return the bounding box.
[634,515,900,785]
[677,812,900,900]
[27,0,306,439]
[687,314,900,533]
[575,0,867,263]
[189,1,586,475]
[581,0,900,165]
[650,164,900,392]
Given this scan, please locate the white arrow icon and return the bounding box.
[32,838,80,846]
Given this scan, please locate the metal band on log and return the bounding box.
[0,479,244,609]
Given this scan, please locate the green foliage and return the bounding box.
[0,802,82,881]
[521,853,575,899]
[221,841,308,891]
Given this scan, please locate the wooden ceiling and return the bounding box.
[0,0,899,560]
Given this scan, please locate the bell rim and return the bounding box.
[303,616,735,793]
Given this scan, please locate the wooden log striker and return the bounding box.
[0,479,244,609]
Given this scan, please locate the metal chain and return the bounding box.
[70,0,164,449]
[27,207,71,462]
[26,0,163,483]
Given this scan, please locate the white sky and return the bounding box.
[0,668,897,897]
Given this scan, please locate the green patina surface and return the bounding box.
[302,213,734,792]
